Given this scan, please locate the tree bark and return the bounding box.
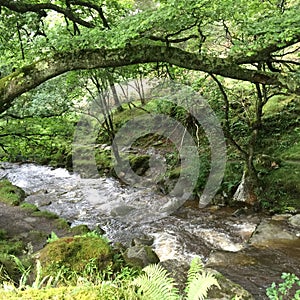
[233,153,259,205]
[1,44,299,114]
[109,78,123,112]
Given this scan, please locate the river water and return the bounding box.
[1,162,299,299]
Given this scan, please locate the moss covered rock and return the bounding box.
[0,180,25,206]
[36,235,113,276]
[70,224,91,235]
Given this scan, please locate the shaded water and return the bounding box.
[1,163,299,299]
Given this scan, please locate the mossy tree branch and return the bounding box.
[1,44,298,114]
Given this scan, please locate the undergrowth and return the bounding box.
[0,256,221,300]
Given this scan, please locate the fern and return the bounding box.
[132,264,180,300]
[185,256,220,300]
[185,256,204,295]
[132,257,220,300]
[186,271,220,300]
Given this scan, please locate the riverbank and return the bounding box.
[0,163,300,299]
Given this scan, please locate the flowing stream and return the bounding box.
[1,163,299,299]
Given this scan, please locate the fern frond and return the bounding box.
[185,256,204,295]
[132,264,180,300]
[186,271,220,300]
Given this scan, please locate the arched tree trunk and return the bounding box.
[1,45,294,115]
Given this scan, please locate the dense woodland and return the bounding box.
[0,0,299,209]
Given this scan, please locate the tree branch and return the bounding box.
[0,44,299,114]
[233,35,300,64]
[69,0,110,29]
[148,34,198,44]
[0,0,94,28]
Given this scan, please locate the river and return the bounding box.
[1,162,299,299]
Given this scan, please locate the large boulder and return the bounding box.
[123,245,159,268]
[249,220,298,246]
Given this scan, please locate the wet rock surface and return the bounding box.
[249,219,299,246]
[123,245,160,268]
[289,214,300,228]
[0,201,71,252]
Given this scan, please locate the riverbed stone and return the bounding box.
[271,214,292,221]
[110,205,136,217]
[249,220,298,246]
[131,234,154,246]
[123,245,159,268]
[289,214,300,227]
[24,217,38,223]
[206,251,258,268]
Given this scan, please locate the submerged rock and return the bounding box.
[206,251,258,268]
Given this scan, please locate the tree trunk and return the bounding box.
[233,160,258,205]
[109,77,123,112]
[233,114,260,205]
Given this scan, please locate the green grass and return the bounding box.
[255,96,300,211]
[0,280,138,300]
[280,142,300,161]
[31,210,59,219]
[260,162,300,212]
[263,95,296,116]
[20,203,39,212]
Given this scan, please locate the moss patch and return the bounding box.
[31,210,59,219]
[0,180,25,206]
[37,236,113,276]
[54,218,70,230]
[70,224,90,235]
[20,203,39,213]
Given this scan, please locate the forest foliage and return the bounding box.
[0,0,299,210]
